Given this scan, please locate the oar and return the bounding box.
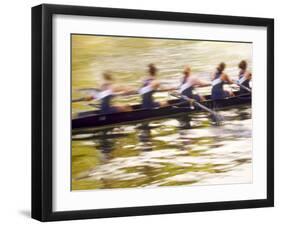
[170,92,223,125]
[78,88,101,92]
[72,88,100,102]
[72,97,87,103]
[233,80,252,93]
[72,96,96,103]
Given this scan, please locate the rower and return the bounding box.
[211,62,234,100]
[82,71,133,114]
[139,64,170,109]
[237,60,252,94]
[179,65,210,102]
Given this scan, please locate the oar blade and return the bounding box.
[211,113,224,126]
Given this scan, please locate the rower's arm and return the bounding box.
[113,85,132,92]
[150,80,160,89]
[72,96,94,102]
[194,78,211,87]
[113,85,127,92]
[211,72,216,81]
[152,80,178,91]
[113,85,136,95]
[222,74,234,84]
[159,87,177,92]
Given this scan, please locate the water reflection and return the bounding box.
[137,117,192,152]
[137,123,153,152]
[72,107,252,190]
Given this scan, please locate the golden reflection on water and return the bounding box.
[71,35,252,190]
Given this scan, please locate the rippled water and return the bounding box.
[71,35,252,190]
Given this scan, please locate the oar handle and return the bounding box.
[169,92,217,115]
[72,97,86,103]
[78,88,101,92]
[182,95,215,115]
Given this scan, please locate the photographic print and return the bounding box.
[71,34,252,191]
[32,4,273,221]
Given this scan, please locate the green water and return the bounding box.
[71,35,252,190]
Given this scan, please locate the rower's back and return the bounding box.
[238,72,251,94]
[238,60,251,94]
[139,64,160,109]
[180,76,194,97]
[99,83,116,114]
[139,78,157,108]
[98,72,119,114]
[211,63,227,100]
[211,71,225,100]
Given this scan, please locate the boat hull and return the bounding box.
[72,93,251,131]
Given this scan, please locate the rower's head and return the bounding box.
[238,60,247,70]
[217,62,226,73]
[103,71,113,81]
[183,65,191,77]
[148,63,158,76]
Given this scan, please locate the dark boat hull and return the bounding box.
[72,93,251,131]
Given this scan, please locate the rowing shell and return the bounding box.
[72,92,251,131]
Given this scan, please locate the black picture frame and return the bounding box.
[32,3,274,222]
